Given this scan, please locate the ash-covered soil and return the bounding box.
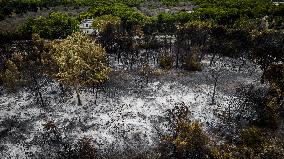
[0,56,262,158]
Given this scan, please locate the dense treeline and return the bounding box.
[2,0,284,34]
[0,0,144,21]
[192,0,284,26]
[0,0,194,21]
[1,1,284,105]
[2,1,284,94]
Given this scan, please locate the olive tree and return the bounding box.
[51,32,111,105]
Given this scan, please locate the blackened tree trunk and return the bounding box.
[211,77,218,105]
[75,85,82,106]
[209,53,216,67]
[95,85,99,105]
[176,47,179,69]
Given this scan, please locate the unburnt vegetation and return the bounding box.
[1,0,284,158]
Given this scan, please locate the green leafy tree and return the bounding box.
[51,32,111,105]
[92,14,121,33]
[92,14,122,56]
[156,12,176,33]
[20,12,79,39]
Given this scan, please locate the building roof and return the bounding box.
[81,19,94,23]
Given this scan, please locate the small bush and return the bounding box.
[240,127,265,152]
[159,54,174,70]
[264,95,281,129]
[182,54,202,71]
[162,121,215,159]
[161,104,220,159]
[263,64,284,92]
[152,68,165,76]
[236,128,284,159]
[261,147,282,159]
[0,60,25,92]
[260,142,284,159]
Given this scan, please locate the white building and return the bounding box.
[79,19,96,35]
[272,0,284,5]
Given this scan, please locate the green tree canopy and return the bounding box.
[92,14,121,33]
[51,32,111,105]
[80,3,147,32]
[20,12,79,39]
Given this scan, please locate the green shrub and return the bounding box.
[162,121,214,159]
[159,54,174,70]
[264,89,281,129]
[0,60,25,92]
[260,142,284,159]
[240,127,265,152]
[182,53,202,71]
[152,68,165,76]
[20,12,79,39]
[160,103,223,159]
[263,64,284,92]
[238,127,284,159]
